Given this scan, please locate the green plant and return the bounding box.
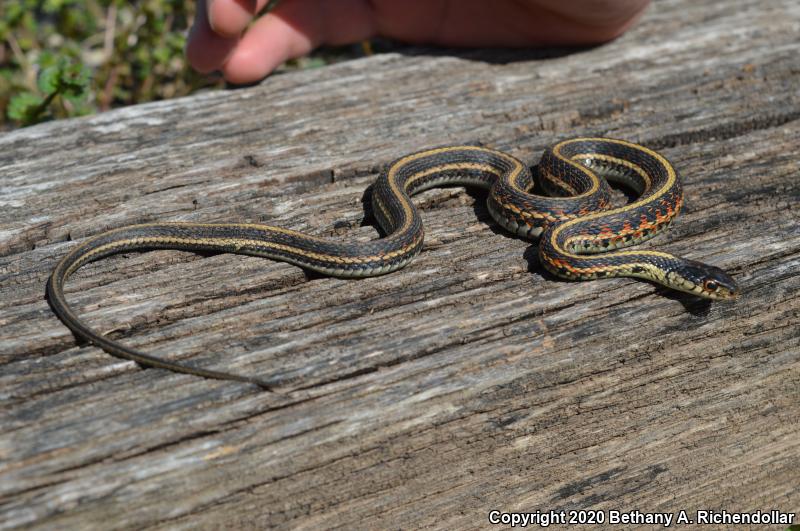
[7,54,91,125]
[1,0,221,128]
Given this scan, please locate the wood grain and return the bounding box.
[1,0,798,528]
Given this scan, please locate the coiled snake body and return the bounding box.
[48,138,738,388]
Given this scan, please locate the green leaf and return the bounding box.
[7,92,45,123]
[37,50,58,70]
[58,62,90,97]
[153,46,170,64]
[303,57,327,69]
[36,55,91,99]
[38,65,61,94]
[4,2,24,26]
[43,0,64,13]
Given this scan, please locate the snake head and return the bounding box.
[672,259,739,300]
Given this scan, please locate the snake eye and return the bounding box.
[704,280,719,292]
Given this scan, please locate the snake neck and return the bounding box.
[539,231,736,299]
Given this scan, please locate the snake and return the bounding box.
[47,138,738,389]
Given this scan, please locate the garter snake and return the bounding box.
[47,138,738,389]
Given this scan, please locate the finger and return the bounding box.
[528,0,651,42]
[207,0,270,38]
[220,12,313,83]
[186,0,240,73]
[222,0,375,84]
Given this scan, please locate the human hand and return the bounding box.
[187,0,650,84]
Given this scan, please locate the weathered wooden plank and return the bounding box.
[1,0,798,528]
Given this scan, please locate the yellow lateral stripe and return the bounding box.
[71,233,424,275]
[549,260,670,276]
[387,146,525,234]
[540,168,578,195]
[404,162,502,189]
[550,141,602,196]
[547,140,678,260]
[569,152,652,190]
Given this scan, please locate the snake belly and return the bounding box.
[47,138,737,388]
